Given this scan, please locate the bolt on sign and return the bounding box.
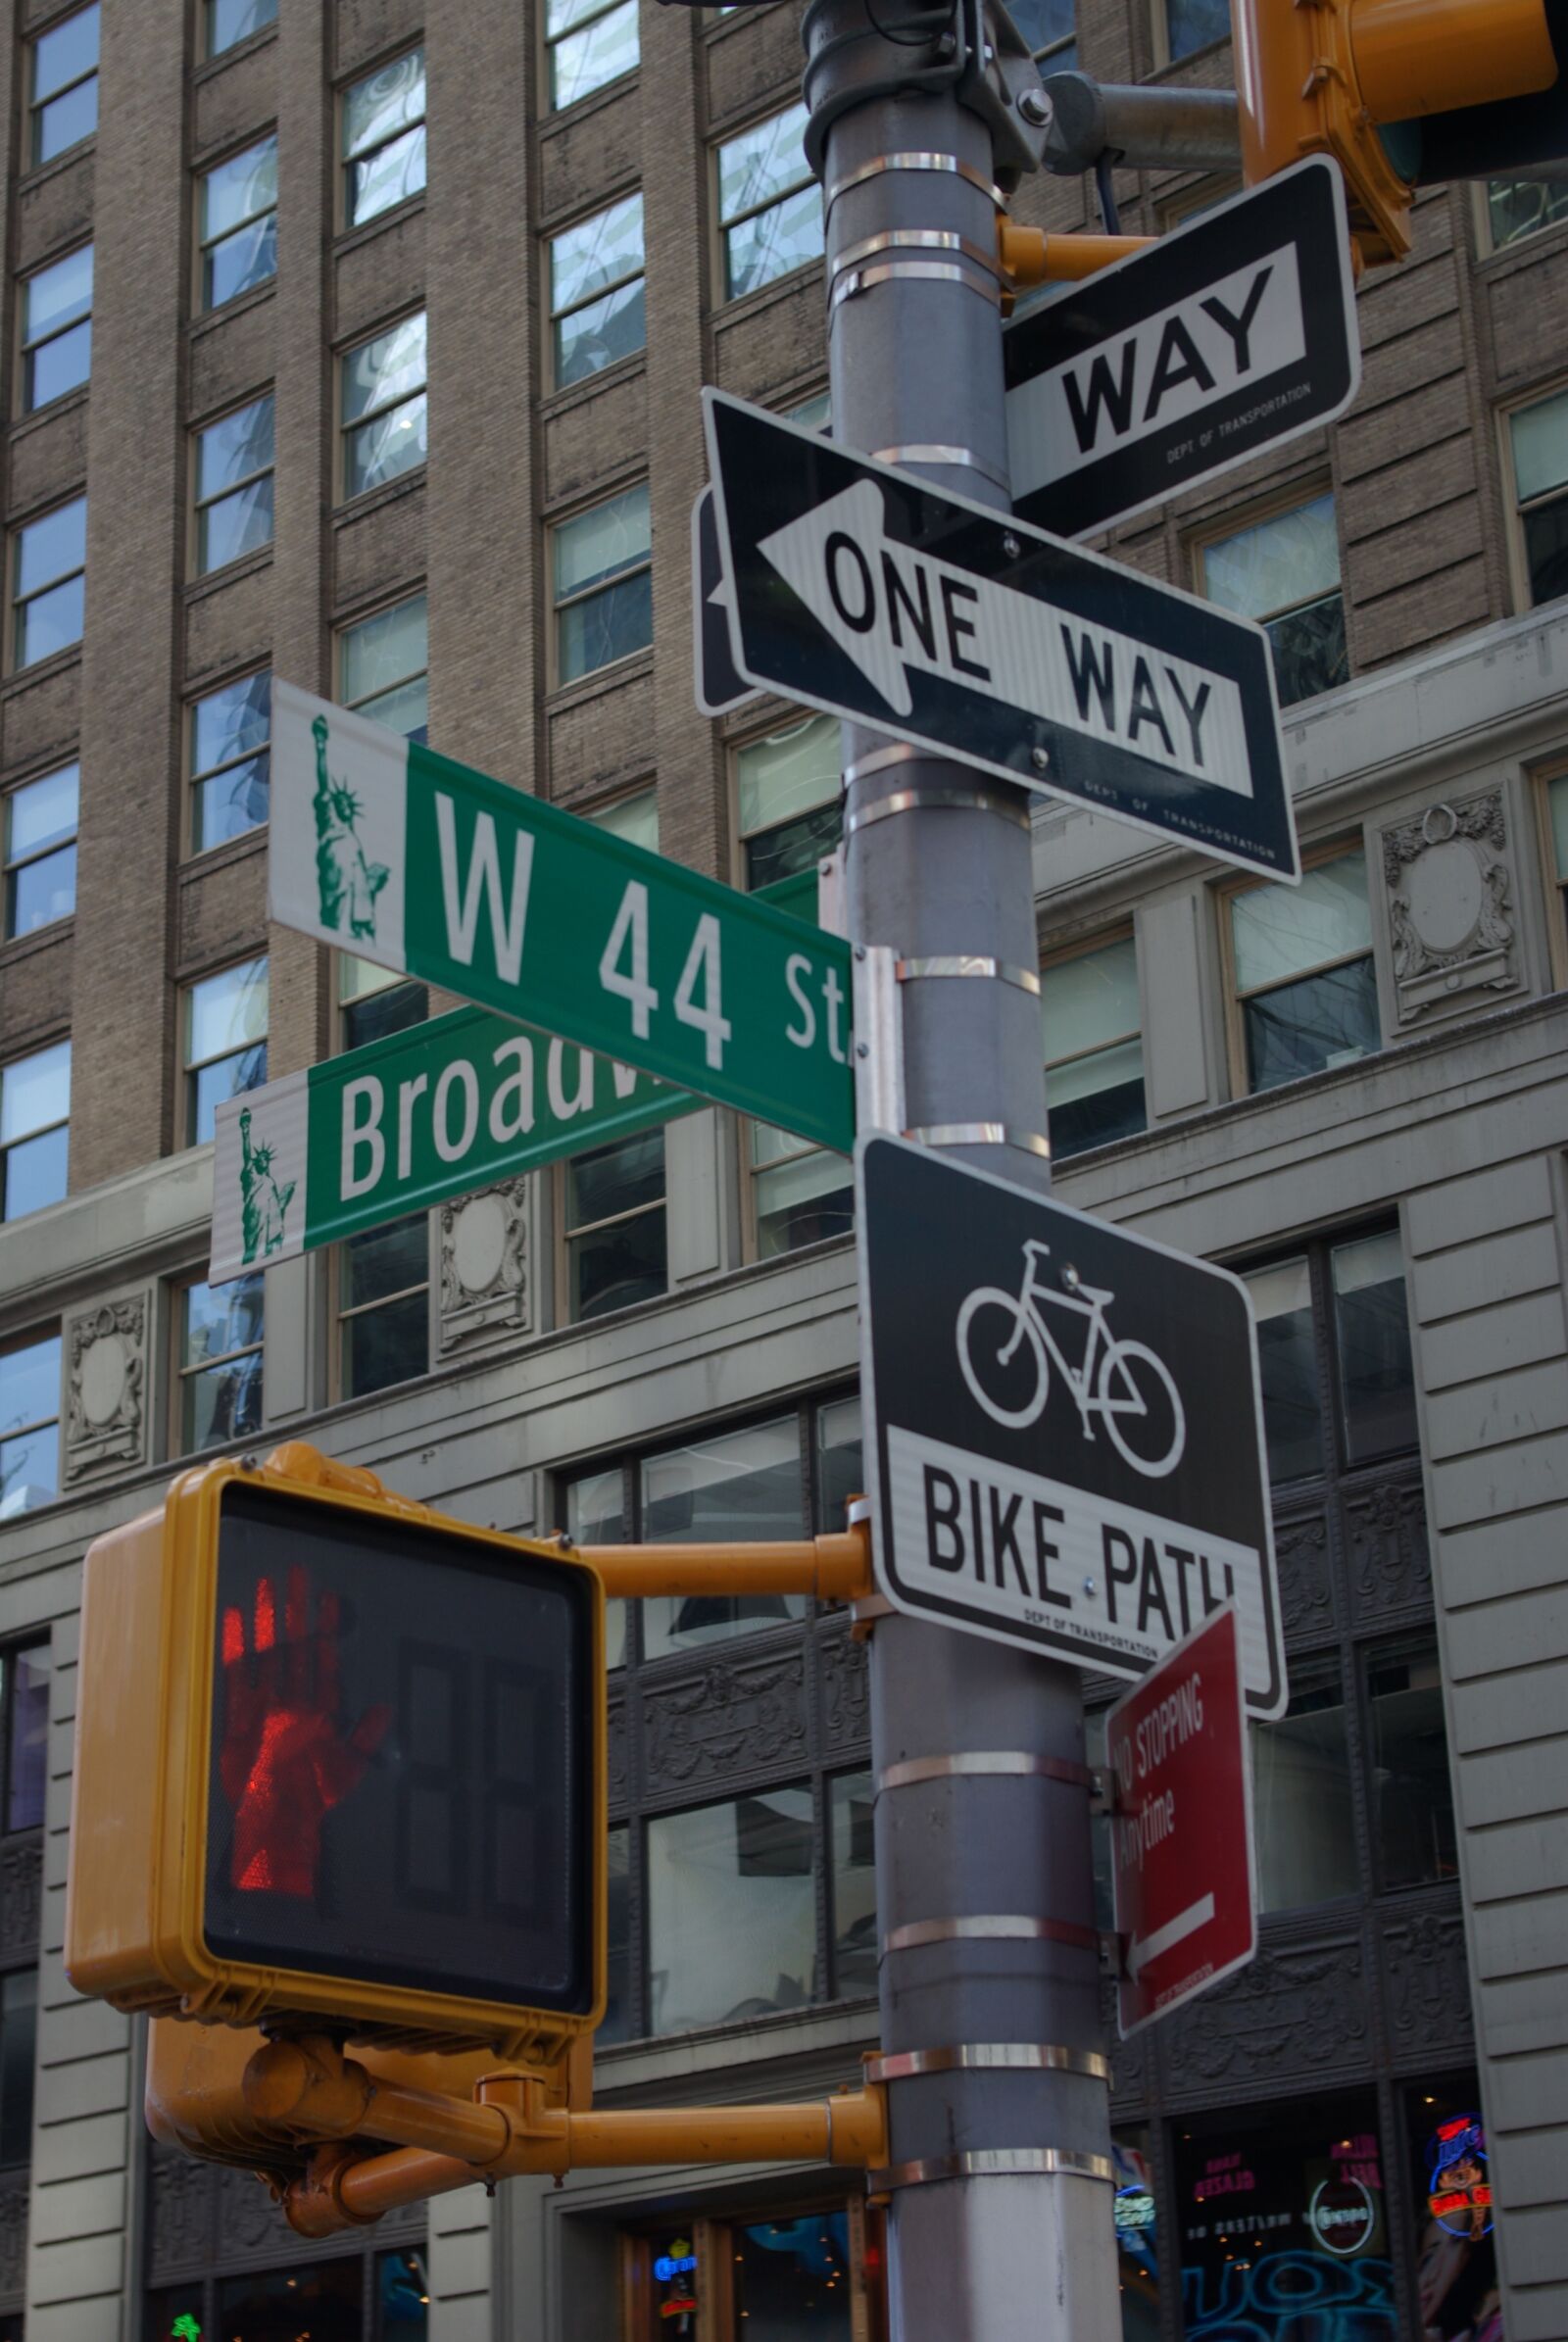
[267,683,856,1155]
[64,1445,605,2057]
[208,1005,701,1286]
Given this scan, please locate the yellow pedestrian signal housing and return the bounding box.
[66,1443,605,2063]
[1232,0,1568,267]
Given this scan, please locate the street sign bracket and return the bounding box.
[852,944,905,1135]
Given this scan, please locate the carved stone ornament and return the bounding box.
[1346,1476,1432,1620]
[1380,1902,1475,2059]
[643,1652,807,1793]
[438,1179,529,1352]
[64,1291,151,1482]
[1381,791,1519,1023]
[1159,1938,1370,2103]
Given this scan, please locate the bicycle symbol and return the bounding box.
[956,1239,1186,1479]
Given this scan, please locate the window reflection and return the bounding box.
[647,1786,815,2032]
[1245,1256,1321,1482]
[1331,1231,1418,1466]
[1250,1665,1357,1911]
[641,1418,806,1657]
[1368,1640,1457,1890]
[829,1769,875,1997]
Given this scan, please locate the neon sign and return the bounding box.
[654,2252,698,2282]
[1308,2175,1377,2257]
[1115,2187,1155,2234]
[171,2317,202,2342]
[1426,2114,1493,2240]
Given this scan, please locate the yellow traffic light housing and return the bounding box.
[1232,0,1565,267]
[66,1443,605,2063]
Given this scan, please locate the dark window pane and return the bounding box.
[1248,1257,1323,1482]
[558,565,653,682]
[1252,1669,1358,1911]
[183,1351,263,1452]
[570,1205,666,1322]
[1523,492,1568,608]
[600,1824,632,2043]
[745,799,843,894]
[755,1149,853,1258]
[218,2261,363,2342]
[1166,0,1230,59]
[0,1973,35,2168]
[1244,954,1380,1093]
[830,1770,875,1996]
[3,1123,69,1220]
[813,1394,862,1533]
[343,980,427,1050]
[1370,1643,1457,1889]
[1406,2083,1499,2336]
[7,1647,50,1832]
[344,1290,428,1398]
[1266,590,1348,704]
[567,1129,663,1228]
[1048,1071,1146,1160]
[344,1214,427,1311]
[375,2249,428,2342]
[734,2212,854,2335]
[1332,1230,1417,1465]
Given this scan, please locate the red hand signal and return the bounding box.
[219,1565,391,1898]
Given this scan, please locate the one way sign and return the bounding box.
[705,389,1298,880]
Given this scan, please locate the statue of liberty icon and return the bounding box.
[238,1107,297,1264]
[312,711,389,940]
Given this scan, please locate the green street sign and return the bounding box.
[209,1003,700,1285]
[268,683,857,1152]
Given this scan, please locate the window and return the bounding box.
[602,1823,631,2043]
[1244,1226,1417,1484]
[829,1767,875,1997]
[641,1416,808,1657]
[736,715,853,1257]
[343,49,426,229]
[1229,847,1378,1094]
[340,593,428,741]
[553,484,652,684]
[563,1126,666,1321]
[718,105,822,300]
[1162,0,1229,64]
[176,1276,263,1453]
[20,243,91,412]
[1251,1660,1357,1911]
[194,396,274,575]
[0,1337,60,1520]
[337,1214,428,1398]
[184,956,268,1144]
[549,195,645,390]
[1010,0,1075,69]
[154,2248,424,2342]
[1,1042,70,1219]
[189,671,269,854]
[564,1468,630,1671]
[0,1972,36,2169]
[1042,933,1145,1159]
[5,763,77,937]
[1199,492,1348,705]
[622,2203,878,2335]
[340,954,428,1050]
[199,135,277,311]
[342,313,427,499]
[29,4,97,166]
[1368,1638,1457,1890]
[589,787,658,854]
[1508,384,1568,610]
[1486,179,1568,253]
[12,496,85,669]
[545,0,638,112]
[648,1786,815,2031]
[207,0,276,57]
[1545,768,1568,956]
[2,1647,49,1833]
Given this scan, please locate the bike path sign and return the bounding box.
[856,1134,1286,1716]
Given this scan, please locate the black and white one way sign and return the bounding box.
[857,1135,1287,1718]
[705,388,1298,881]
[1004,159,1361,543]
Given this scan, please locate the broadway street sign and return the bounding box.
[705,390,1298,881]
[208,1006,700,1286]
[1004,159,1361,542]
[856,1134,1287,1717]
[268,682,856,1153]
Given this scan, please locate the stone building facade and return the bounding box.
[1,0,1567,2337]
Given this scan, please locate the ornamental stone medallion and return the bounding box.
[1380,789,1520,1024]
[437,1177,529,1352]
[65,1290,151,1482]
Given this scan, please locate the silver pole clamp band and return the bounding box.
[831,259,1003,315]
[879,1750,1095,1792]
[864,2043,1111,2084]
[871,443,1009,491]
[846,785,1032,834]
[896,955,1041,998]
[869,2148,1115,2193]
[824,151,1003,214]
[904,1123,1052,1158]
[883,1915,1102,1956]
[832,228,1002,282]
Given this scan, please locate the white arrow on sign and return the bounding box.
[759,479,1252,801]
[1127,1890,1215,1979]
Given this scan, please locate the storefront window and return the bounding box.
[216,2264,363,2342]
[1114,2129,1159,2340]
[1408,2082,1499,2342]
[735,2211,855,2334]
[375,2250,428,2342]
[1178,2094,1396,2338]
[625,2204,878,2339]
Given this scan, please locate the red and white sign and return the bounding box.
[1107,1602,1256,2039]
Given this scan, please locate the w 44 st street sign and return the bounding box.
[705,390,1298,882]
[267,683,856,1155]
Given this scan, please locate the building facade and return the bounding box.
[1,0,1567,2337]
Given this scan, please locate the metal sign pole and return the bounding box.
[802,0,1121,2329]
